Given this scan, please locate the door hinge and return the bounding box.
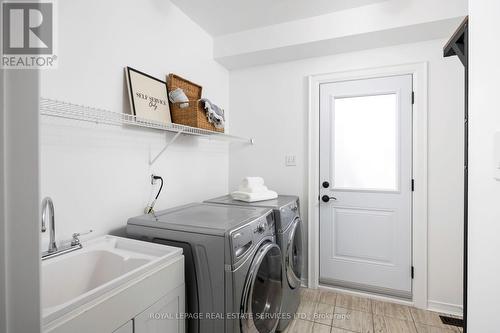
[412,91,415,104]
[411,179,415,192]
[411,266,415,279]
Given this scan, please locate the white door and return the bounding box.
[319,75,413,298]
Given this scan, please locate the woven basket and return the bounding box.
[166,74,224,133]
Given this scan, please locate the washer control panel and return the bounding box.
[231,226,253,259]
[230,211,275,262]
[250,211,274,235]
[277,200,300,233]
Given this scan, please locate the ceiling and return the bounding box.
[171,0,389,36]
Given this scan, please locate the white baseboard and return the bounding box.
[427,300,463,317]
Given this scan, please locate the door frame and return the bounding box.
[307,62,429,309]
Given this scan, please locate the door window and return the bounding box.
[333,93,398,191]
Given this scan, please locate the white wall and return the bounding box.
[468,0,500,331]
[229,39,464,311]
[40,0,230,246]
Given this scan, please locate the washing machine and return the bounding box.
[126,203,283,333]
[204,195,303,332]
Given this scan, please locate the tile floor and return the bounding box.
[282,288,463,333]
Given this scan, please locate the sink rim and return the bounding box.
[41,235,182,325]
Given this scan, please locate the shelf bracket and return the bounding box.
[149,129,184,165]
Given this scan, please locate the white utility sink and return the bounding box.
[42,235,182,324]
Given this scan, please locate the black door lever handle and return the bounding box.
[321,195,337,203]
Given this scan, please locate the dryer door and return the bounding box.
[286,217,303,289]
[241,242,282,333]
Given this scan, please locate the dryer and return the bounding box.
[127,203,283,333]
[204,195,303,332]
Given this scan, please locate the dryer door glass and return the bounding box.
[241,242,282,333]
[287,218,303,289]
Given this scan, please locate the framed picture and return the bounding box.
[125,67,171,124]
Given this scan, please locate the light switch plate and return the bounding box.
[494,131,500,181]
[285,155,296,167]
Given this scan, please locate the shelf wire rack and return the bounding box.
[40,98,253,164]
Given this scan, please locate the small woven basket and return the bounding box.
[166,74,224,133]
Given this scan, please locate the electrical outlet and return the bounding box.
[285,155,296,166]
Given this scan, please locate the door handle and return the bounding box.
[321,195,337,203]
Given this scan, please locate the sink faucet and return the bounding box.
[40,197,91,260]
[41,197,57,253]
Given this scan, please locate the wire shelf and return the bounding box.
[39,98,253,144]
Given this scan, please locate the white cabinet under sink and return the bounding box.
[134,288,185,333]
[113,320,133,333]
[111,286,185,333]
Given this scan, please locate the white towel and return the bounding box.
[240,177,264,188]
[168,88,189,108]
[231,190,278,203]
[238,185,268,193]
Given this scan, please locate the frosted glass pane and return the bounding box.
[333,94,398,191]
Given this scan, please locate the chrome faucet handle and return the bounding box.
[71,229,93,246]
